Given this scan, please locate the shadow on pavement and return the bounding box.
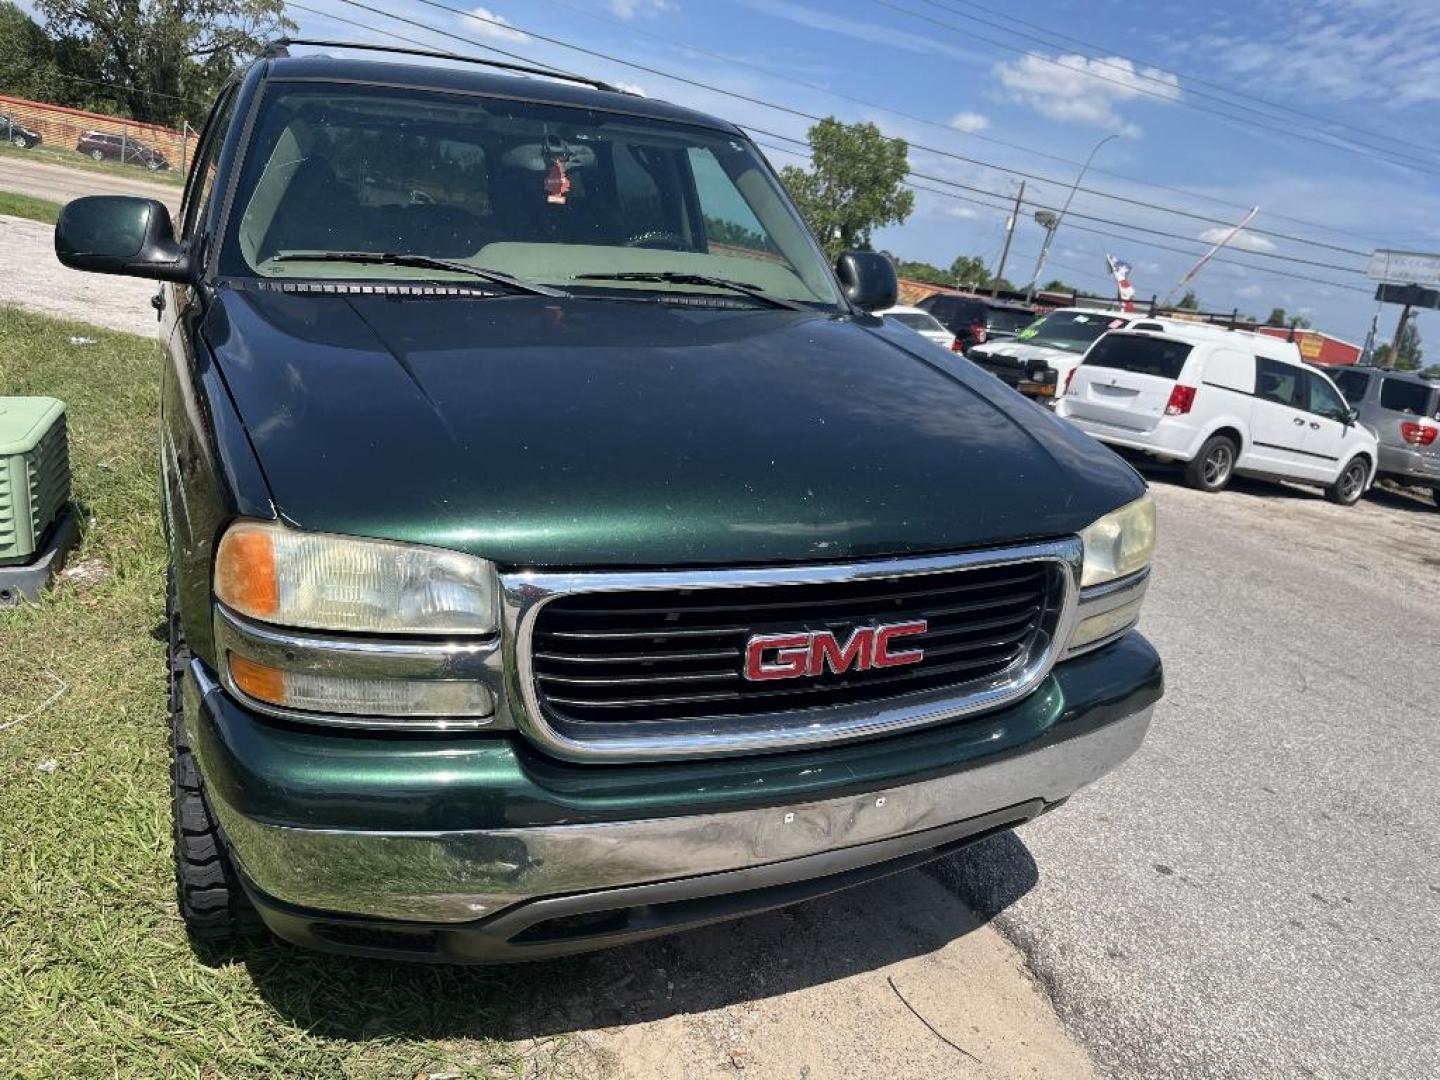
[1126,454,1439,512]
[241,829,1039,1043]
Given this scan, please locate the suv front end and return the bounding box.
[187,501,1159,962]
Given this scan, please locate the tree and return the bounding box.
[948,254,990,288]
[1177,290,1201,311]
[1378,321,1424,371]
[0,3,63,101]
[893,259,947,283]
[779,118,914,261]
[35,0,292,125]
[1042,278,1076,293]
[1265,306,1311,329]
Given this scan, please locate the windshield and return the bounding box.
[1084,334,1192,380]
[890,311,947,332]
[218,83,840,306]
[1016,310,1129,353]
[986,308,1034,334]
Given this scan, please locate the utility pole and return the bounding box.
[1384,303,1412,369]
[1026,132,1118,301]
[991,180,1024,299]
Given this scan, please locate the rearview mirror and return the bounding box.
[835,250,898,313]
[55,195,192,283]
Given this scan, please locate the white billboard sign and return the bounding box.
[1366,249,1440,287]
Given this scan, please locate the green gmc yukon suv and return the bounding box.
[54,43,1162,962]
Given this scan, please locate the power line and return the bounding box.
[754,139,1373,295]
[524,0,1389,250]
[872,0,1440,177]
[285,0,574,75]
[749,125,1368,275]
[911,0,1440,164]
[320,0,1378,262]
[52,72,207,107]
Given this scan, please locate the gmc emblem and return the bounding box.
[744,620,928,681]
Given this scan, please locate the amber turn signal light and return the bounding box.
[214,524,280,618]
[227,653,286,705]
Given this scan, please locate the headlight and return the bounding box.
[214,520,497,635]
[1078,494,1156,587]
[1065,494,1155,657]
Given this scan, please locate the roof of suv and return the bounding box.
[262,55,743,136]
[1319,364,1439,387]
[1116,318,1305,363]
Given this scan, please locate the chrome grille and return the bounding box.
[514,544,1078,760]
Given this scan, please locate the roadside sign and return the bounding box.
[1375,283,1440,308]
[1367,249,1440,286]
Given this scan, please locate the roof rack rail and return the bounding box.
[259,38,624,94]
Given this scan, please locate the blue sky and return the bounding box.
[37,0,1440,345]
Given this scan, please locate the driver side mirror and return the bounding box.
[55,195,192,283]
[835,250,898,313]
[1345,406,1360,426]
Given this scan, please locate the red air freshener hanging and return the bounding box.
[544,158,570,205]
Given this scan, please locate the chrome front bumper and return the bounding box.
[194,663,1152,927]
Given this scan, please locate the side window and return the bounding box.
[1378,377,1434,416]
[1305,371,1350,422]
[181,90,237,241]
[1254,358,1304,408]
[1330,369,1371,405]
[689,146,779,261]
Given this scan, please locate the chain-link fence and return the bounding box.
[0,93,197,178]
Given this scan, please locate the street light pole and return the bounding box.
[1026,132,1119,301]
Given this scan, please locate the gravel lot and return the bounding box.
[949,473,1440,1079]
[1,214,158,336]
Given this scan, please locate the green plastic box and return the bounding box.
[0,397,71,565]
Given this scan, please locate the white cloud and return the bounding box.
[615,81,648,97]
[993,53,1181,135]
[611,0,673,16]
[461,6,529,43]
[1203,0,1440,107]
[1236,283,1266,299]
[1197,227,1277,252]
[943,205,980,220]
[949,111,990,134]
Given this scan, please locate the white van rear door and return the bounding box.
[1062,334,1193,434]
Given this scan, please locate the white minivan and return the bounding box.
[1057,319,1377,504]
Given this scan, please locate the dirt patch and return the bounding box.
[567,870,1098,1080]
[1,214,158,336]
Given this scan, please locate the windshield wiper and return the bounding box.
[571,271,806,311]
[271,251,569,298]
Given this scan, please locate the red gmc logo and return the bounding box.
[744,621,928,681]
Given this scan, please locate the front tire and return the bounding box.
[168,566,265,956]
[89,149,104,162]
[12,135,27,149]
[1184,434,1237,492]
[1325,458,1369,506]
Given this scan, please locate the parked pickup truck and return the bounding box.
[55,43,1163,963]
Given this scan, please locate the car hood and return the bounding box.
[204,286,1143,567]
[973,340,1079,367]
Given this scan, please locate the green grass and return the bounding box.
[0,307,598,1079]
[0,140,185,187]
[0,189,62,224]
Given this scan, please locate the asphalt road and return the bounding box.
[0,153,178,210]
[945,472,1440,1079]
